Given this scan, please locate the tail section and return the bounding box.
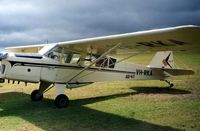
[148,51,194,76]
[148,51,174,69]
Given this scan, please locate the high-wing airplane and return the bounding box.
[0,25,199,108]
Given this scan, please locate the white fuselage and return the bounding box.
[0,52,166,86]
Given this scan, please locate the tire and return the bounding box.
[31,90,43,101]
[55,94,69,108]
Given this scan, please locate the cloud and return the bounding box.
[0,0,200,47]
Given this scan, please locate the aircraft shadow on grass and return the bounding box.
[0,87,189,131]
[131,86,191,94]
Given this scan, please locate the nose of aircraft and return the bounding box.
[0,52,8,82]
[0,52,8,60]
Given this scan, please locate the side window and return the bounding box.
[108,57,117,68]
[96,57,116,68]
[70,54,81,64]
[65,53,73,63]
[96,57,108,68]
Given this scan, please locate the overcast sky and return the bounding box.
[0,0,200,47]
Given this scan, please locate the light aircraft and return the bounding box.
[0,25,199,108]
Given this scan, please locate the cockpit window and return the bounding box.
[45,47,81,64]
[45,46,116,68]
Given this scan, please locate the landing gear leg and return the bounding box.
[163,80,174,88]
[31,81,52,101]
[54,84,69,108]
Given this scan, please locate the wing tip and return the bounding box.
[176,25,200,29]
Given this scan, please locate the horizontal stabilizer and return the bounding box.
[164,68,194,76]
[152,67,194,76]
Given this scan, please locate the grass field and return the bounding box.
[0,51,200,131]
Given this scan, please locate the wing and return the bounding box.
[4,25,200,55]
[57,25,200,55]
[5,44,47,53]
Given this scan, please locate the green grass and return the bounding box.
[0,51,200,131]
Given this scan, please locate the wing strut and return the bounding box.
[65,43,121,87]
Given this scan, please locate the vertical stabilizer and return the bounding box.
[148,51,175,69]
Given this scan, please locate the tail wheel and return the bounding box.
[55,94,69,108]
[31,89,43,101]
[169,83,174,88]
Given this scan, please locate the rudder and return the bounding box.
[148,51,175,69]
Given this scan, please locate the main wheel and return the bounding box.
[169,83,174,88]
[31,90,43,101]
[55,94,69,108]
